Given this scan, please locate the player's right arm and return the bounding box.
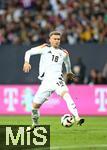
[23,43,47,73]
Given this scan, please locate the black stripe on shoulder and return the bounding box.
[59,46,64,50]
[59,47,69,55]
[46,44,51,47]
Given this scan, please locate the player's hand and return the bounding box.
[23,62,31,73]
[67,72,76,80]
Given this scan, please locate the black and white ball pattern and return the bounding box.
[61,114,74,127]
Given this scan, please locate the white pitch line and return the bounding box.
[51,144,107,149]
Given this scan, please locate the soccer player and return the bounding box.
[23,31,85,131]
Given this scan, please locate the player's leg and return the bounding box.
[26,102,41,132]
[61,91,84,125]
[31,97,48,126]
[55,81,84,125]
[31,102,41,126]
[27,83,52,132]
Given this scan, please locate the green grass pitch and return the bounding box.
[0,116,107,150]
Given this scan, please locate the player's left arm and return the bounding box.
[63,51,76,80]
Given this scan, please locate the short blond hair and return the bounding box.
[49,31,62,37]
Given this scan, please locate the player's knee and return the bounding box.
[32,102,41,109]
[60,91,68,98]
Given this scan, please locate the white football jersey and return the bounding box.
[38,46,68,80]
[25,44,71,81]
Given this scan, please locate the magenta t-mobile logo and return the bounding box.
[4,88,18,111]
[95,88,107,112]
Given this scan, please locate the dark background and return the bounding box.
[0,43,106,84]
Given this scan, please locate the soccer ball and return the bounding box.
[61,114,74,127]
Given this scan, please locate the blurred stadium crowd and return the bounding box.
[0,0,107,45]
[0,0,107,84]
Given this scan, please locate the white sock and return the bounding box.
[63,93,80,121]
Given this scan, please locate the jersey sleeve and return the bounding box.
[24,45,46,63]
[63,53,72,73]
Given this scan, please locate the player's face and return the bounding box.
[49,35,61,48]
